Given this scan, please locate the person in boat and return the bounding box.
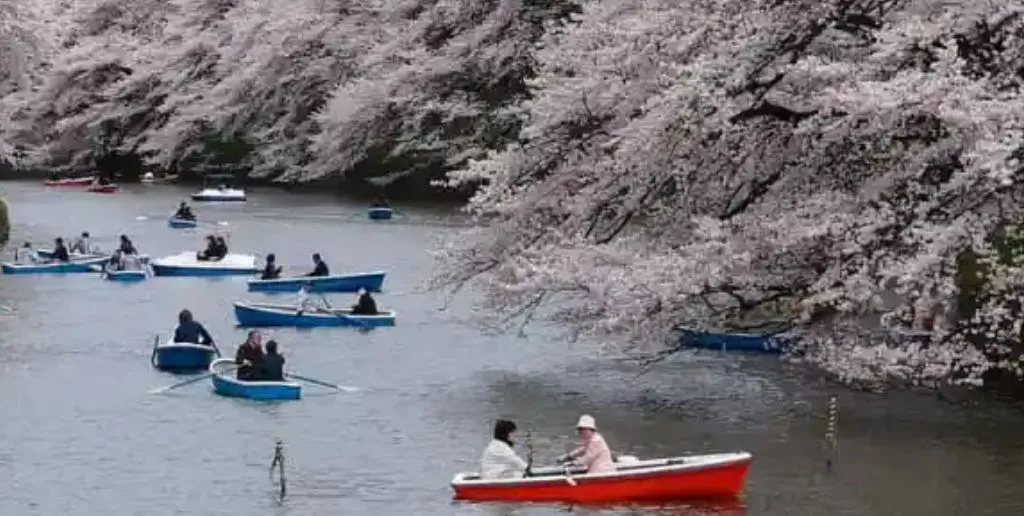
[295,282,328,314]
[118,234,137,255]
[51,238,70,262]
[15,242,40,264]
[350,288,378,315]
[173,309,215,346]
[370,195,389,208]
[174,201,196,221]
[306,253,329,276]
[259,340,285,382]
[121,252,143,271]
[211,236,228,260]
[69,232,91,254]
[197,235,218,261]
[479,419,529,480]
[234,330,264,381]
[261,253,282,280]
[556,414,615,474]
[106,249,124,271]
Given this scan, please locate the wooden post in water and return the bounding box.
[823,394,839,470]
[269,439,286,501]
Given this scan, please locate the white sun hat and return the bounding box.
[576,414,597,430]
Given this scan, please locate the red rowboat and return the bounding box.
[87,184,119,193]
[43,176,95,186]
[451,452,751,504]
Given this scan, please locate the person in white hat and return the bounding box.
[350,287,379,315]
[556,414,615,474]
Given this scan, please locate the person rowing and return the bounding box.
[258,340,285,382]
[50,238,70,262]
[69,232,91,254]
[350,288,378,315]
[306,253,329,276]
[261,253,282,280]
[295,282,329,315]
[173,201,196,221]
[173,309,215,347]
[234,330,264,381]
[556,414,615,474]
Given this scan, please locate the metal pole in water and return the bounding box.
[269,439,286,501]
[823,394,839,470]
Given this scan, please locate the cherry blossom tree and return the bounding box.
[435,0,1024,389]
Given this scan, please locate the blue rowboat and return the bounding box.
[209,358,301,400]
[368,207,393,220]
[1,256,109,274]
[153,342,218,372]
[673,326,791,354]
[105,269,147,281]
[168,217,198,229]
[247,271,386,293]
[151,252,259,277]
[35,249,102,260]
[233,301,396,328]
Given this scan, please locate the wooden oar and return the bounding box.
[286,373,359,392]
[149,363,239,394]
[150,335,160,367]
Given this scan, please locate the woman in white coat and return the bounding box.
[479,419,529,479]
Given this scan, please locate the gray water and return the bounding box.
[0,180,1022,516]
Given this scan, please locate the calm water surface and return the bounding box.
[0,181,1023,516]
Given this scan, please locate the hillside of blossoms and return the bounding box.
[2,0,1024,391]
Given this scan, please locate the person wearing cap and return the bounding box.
[350,288,378,315]
[479,419,529,479]
[557,414,615,474]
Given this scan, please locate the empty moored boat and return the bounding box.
[1,256,109,274]
[673,325,791,353]
[246,271,386,293]
[451,452,752,504]
[209,358,301,400]
[368,207,393,220]
[191,187,246,202]
[168,217,198,229]
[151,252,259,276]
[43,177,95,186]
[233,301,396,328]
[153,342,219,372]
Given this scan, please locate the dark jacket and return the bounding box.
[260,353,285,381]
[174,320,214,345]
[261,263,282,280]
[235,344,264,381]
[52,244,70,262]
[307,261,329,277]
[119,240,137,255]
[174,207,195,220]
[351,293,378,315]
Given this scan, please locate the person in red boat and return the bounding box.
[479,419,528,479]
[557,414,615,474]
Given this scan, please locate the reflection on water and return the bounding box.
[0,180,1022,515]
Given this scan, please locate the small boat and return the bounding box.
[43,176,95,187]
[153,342,218,372]
[87,184,119,193]
[35,249,103,260]
[209,358,301,400]
[673,325,790,353]
[451,452,752,504]
[151,252,259,276]
[247,271,386,293]
[233,301,396,328]
[141,172,156,184]
[168,217,198,229]
[191,187,246,202]
[104,269,147,281]
[1,256,109,274]
[368,207,393,220]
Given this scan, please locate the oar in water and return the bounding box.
[286,373,359,393]
[149,363,239,394]
[150,334,160,367]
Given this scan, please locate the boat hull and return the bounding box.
[209,358,300,400]
[151,252,258,277]
[44,177,95,186]
[105,269,147,281]
[233,301,396,327]
[1,256,108,274]
[452,453,751,504]
[191,188,246,202]
[168,217,198,229]
[247,271,386,293]
[154,343,217,372]
[675,327,788,353]
[368,207,393,220]
[87,184,119,193]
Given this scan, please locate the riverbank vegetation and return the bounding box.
[433,0,1024,391]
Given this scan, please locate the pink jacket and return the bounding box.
[569,433,615,474]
